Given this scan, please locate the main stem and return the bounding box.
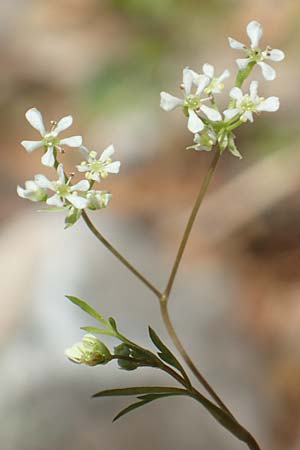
[164,148,221,298]
[160,300,234,418]
[81,210,162,299]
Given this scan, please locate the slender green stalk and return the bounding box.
[164,148,221,300]
[81,210,162,299]
[160,300,235,418]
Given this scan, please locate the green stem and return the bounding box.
[164,147,221,300]
[160,300,235,418]
[81,210,162,299]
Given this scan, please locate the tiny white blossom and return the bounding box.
[160,67,222,133]
[187,127,217,152]
[223,80,280,123]
[21,108,83,167]
[228,20,285,80]
[86,190,112,210]
[17,180,48,202]
[201,64,230,95]
[77,145,120,182]
[35,163,90,209]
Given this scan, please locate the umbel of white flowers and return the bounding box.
[21,108,83,167]
[160,20,283,156]
[18,108,121,227]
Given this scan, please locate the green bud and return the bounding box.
[114,343,139,371]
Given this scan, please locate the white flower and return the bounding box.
[86,190,112,210]
[35,163,90,209]
[228,20,285,80]
[187,127,217,152]
[160,67,222,133]
[21,108,83,167]
[17,180,48,202]
[202,64,230,95]
[223,80,280,123]
[77,145,120,182]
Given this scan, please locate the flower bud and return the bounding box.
[65,334,111,367]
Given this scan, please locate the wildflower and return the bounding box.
[65,334,111,366]
[228,20,285,81]
[187,127,217,152]
[160,67,222,133]
[223,80,280,123]
[202,64,230,95]
[86,190,112,210]
[21,108,83,167]
[35,163,90,209]
[17,179,48,202]
[77,145,120,182]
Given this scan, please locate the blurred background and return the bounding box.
[1,0,300,449]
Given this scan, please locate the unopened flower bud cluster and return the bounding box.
[160,20,284,157]
[18,108,121,227]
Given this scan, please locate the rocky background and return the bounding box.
[1,1,300,449]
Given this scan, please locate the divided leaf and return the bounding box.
[148,327,190,382]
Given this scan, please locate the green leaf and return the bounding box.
[113,389,188,421]
[148,327,189,381]
[81,326,115,336]
[113,400,147,421]
[66,296,108,327]
[92,386,185,398]
[108,317,118,332]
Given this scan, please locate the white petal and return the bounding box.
[25,180,38,191]
[202,63,214,79]
[76,164,89,172]
[41,147,55,167]
[236,58,250,70]
[91,173,100,182]
[258,62,276,80]
[25,108,46,136]
[218,69,230,83]
[54,115,73,134]
[182,67,194,95]
[250,81,259,100]
[17,186,27,199]
[257,96,280,112]
[21,140,43,152]
[187,109,204,133]
[195,75,209,95]
[160,92,182,111]
[230,87,243,101]
[34,174,53,190]
[223,108,240,121]
[100,144,115,161]
[247,20,263,48]
[263,49,285,62]
[241,111,254,122]
[70,180,90,192]
[57,164,65,184]
[60,136,83,147]
[200,105,222,122]
[66,195,88,209]
[228,37,246,50]
[47,194,64,207]
[106,161,121,173]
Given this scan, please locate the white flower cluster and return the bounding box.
[18,108,121,227]
[160,20,284,157]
